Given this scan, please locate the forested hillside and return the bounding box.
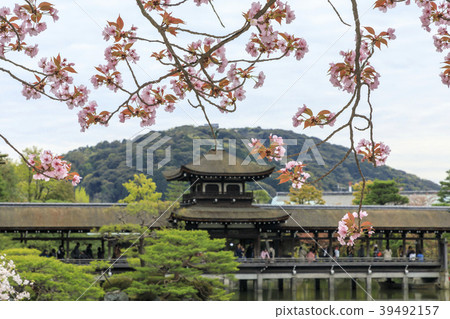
[63,126,439,202]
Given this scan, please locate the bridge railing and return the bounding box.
[238,257,440,264]
[61,258,130,266]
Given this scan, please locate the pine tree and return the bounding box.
[362,180,409,205]
[437,170,450,204]
[125,229,238,301]
[164,181,189,202]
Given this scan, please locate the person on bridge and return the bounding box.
[97,247,105,259]
[397,245,404,258]
[57,245,65,259]
[70,243,81,259]
[306,249,316,262]
[234,244,245,259]
[85,244,94,259]
[113,244,122,259]
[406,246,414,258]
[409,249,416,261]
[416,249,424,261]
[334,246,340,258]
[320,245,329,258]
[346,246,354,258]
[298,246,307,261]
[260,248,270,260]
[383,248,392,261]
[268,246,275,259]
[373,244,381,259]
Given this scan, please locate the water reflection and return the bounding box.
[232,279,450,301]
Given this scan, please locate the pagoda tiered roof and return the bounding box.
[163,149,274,181]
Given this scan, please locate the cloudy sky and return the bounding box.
[1,0,449,184]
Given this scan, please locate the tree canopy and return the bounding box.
[361,179,409,205]
[287,185,325,205]
[437,170,450,205]
[124,229,238,301]
[1,248,103,301]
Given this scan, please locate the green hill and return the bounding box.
[64,126,439,202]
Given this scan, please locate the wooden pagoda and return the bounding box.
[164,148,289,255]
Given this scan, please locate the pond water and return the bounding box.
[231,278,450,301]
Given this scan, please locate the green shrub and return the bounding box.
[103,275,133,292]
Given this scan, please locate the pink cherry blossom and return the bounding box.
[356,139,390,166]
[248,2,262,19]
[285,4,295,24]
[234,87,246,101]
[337,211,373,246]
[194,0,209,7]
[386,27,396,40]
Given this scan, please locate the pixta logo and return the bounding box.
[126,134,325,174]
[192,138,325,166]
[126,132,171,175]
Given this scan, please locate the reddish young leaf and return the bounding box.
[117,15,124,30]
[364,26,376,35]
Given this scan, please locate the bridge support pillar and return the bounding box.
[438,238,449,289]
[291,277,297,298]
[365,276,372,301]
[402,275,409,300]
[256,274,263,292]
[239,280,247,291]
[351,279,357,299]
[256,274,263,301]
[315,278,320,291]
[278,278,284,291]
[438,272,449,290]
[328,276,335,301]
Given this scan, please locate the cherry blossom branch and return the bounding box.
[0,56,46,76]
[0,133,33,166]
[309,148,352,184]
[327,0,351,26]
[208,0,225,28]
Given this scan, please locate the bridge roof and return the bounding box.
[1,203,449,232]
[274,205,450,231]
[0,203,169,231]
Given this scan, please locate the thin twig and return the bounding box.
[327,0,351,26]
[209,0,225,28]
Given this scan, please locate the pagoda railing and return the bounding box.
[183,191,253,201]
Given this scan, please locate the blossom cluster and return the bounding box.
[91,16,138,96]
[1,2,92,116]
[248,134,286,162]
[0,254,31,301]
[277,160,310,189]
[28,150,81,186]
[337,211,374,246]
[0,2,58,58]
[141,0,172,12]
[356,138,391,166]
[375,0,450,86]
[248,134,310,189]
[85,1,309,128]
[329,27,396,93]
[245,2,308,60]
[292,104,336,129]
